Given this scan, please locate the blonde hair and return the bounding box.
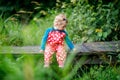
[53,14,68,30]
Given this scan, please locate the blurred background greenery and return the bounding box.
[0,0,120,46]
[0,0,120,80]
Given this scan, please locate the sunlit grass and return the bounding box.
[0,16,54,46]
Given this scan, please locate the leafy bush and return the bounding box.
[79,66,120,80]
[67,0,120,43]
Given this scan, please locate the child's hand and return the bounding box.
[39,50,44,53]
[73,48,77,52]
[71,48,77,54]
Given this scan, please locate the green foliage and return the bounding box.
[0,0,120,46]
[0,0,56,21]
[0,15,55,46]
[67,0,120,43]
[0,54,120,80]
[0,53,86,80]
[0,16,23,46]
[0,0,120,80]
[0,54,24,80]
[80,66,120,80]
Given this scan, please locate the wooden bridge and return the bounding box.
[0,40,120,64]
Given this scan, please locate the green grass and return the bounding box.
[0,53,86,80]
[0,16,54,46]
[0,54,120,80]
[78,65,120,80]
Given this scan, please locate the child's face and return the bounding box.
[54,14,68,30]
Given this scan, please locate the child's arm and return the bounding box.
[64,31,74,50]
[40,28,52,51]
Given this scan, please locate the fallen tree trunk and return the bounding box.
[0,41,120,54]
[0,41,120,64]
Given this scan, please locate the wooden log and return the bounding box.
[0,46,39,54]
[0,41,120,54]
[75,41,120,55]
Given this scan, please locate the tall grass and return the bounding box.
[0,54,120,80]
[0,15,55,46]
[0,52,86,80]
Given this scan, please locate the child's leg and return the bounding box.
[56,45,67,67]
[44,45,54,67]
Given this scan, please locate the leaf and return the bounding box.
[98,32,102,37]
[87,29,94,35]
[103,32,108,38]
